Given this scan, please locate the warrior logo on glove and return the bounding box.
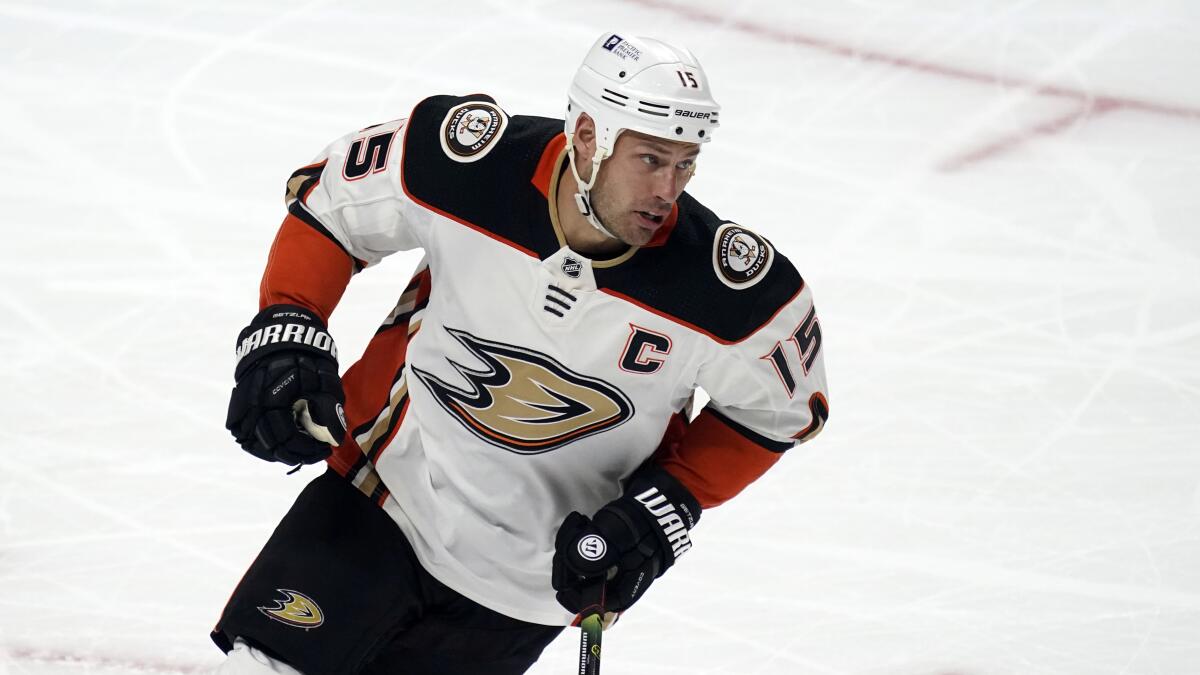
[235,315,337,365]
[634,486,695,558]
[577,534,607,562]
[552,464,702,614]
[226,304,348,466]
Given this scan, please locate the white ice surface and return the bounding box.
[2,1,1199,673]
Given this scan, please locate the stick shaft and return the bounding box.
[577,583,605,675]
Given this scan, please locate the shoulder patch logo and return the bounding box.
[440,101,508,163]
[412,328,634,454]
[257,589,324,629]
[713,223,774,289]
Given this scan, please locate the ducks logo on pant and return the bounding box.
[257,589,324,629]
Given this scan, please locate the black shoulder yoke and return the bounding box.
[594,194,805,344]
[402,94,805,344]
[401,94,563,257]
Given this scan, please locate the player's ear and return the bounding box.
[574,113,597,163]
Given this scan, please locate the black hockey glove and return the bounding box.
[225,304,347,466]
[552,463,701,614]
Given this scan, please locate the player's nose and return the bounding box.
[651,166,686,202]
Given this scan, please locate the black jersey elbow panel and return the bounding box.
[705,406,794,453]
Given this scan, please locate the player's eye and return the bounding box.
[678,159,695,171]
[640,154,661,167]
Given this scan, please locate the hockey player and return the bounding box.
[214,32,829,674]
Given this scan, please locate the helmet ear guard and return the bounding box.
[565,33,721,239]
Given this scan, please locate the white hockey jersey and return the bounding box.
[260,94,829,625]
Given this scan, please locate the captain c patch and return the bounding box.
[440,101,508,163]
[713,223,773,289]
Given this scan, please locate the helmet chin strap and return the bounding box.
[567,141,619,240]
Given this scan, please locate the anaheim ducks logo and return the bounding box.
[713,222,773,290]
[412,328,634,454]
[439,101,508,163]
[257,589,324,629]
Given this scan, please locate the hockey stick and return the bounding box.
[577,582,605,675]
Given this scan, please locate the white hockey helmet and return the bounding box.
[565,33,721,238]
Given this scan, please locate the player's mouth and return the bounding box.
[635,210,666,229]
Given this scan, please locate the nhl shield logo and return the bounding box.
[440,101,508,163]
[713,223,773,289]
[561,256,583,279]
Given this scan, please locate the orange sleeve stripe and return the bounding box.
[341,329,412,430]
[656,409,784,509]
[259,213,355,323]
[332,263,430,475]
[327,436,366,478]
[330,325,412,476]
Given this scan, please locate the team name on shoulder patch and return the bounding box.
[439,101,508,163]
[713,223,774,289]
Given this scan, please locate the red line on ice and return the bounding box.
[936,100,1122,171]
[623,0,1200,169]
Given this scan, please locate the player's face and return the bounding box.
[590,131,700,246]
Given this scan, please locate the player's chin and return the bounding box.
[617,227,654,247]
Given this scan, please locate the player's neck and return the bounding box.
[555,158,627,257]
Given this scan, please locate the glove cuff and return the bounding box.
[234,304,338,379]
[623,463,702,570]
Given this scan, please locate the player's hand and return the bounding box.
[225,304,347,466]
[551,463,701,614]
